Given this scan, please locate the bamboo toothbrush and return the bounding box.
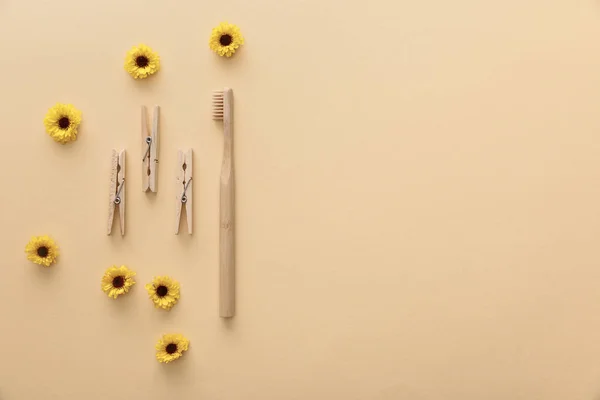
[213,88,235,318]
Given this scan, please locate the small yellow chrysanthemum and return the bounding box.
[25,235,59,267]
[101,265,136,299]
[155,333,190,363]
[209,22,244,57]
[124,44,160,79]
[43,103,82,144]
[145,276,180,310]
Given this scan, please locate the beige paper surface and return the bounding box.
[1,0,600,398]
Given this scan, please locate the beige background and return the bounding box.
[1,0,600,399]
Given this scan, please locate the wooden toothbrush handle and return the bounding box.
[220,170,235,317]
[220,110,235,317]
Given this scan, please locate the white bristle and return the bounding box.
[212,90,224,120]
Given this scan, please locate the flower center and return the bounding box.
[156,285,168,297]
[37,246,49,258]
[136,55,149,68]
[220,34,232,46]
[58,117,70,129]
[166,343,178,354]
[112,276,125,288]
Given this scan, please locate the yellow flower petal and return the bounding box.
[25,235,59,267]
[209,22,244,58]
[43,104,82,144]
[155,333,190,363]
[101,266,136,299]
[145,275,181,310]
[124,44,160,79]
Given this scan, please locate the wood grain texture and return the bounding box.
[219,88,235,318]
[150,105,159,192]
[141,106,149,192]
[141,105,159,193]
[107,149,118,235]
[175,149,193,235]
[107,149,125,236]
[117,150,126,235]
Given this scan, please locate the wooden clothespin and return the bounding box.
[175,149,193,234]
[141,105,160,192]
[107,149,126,235]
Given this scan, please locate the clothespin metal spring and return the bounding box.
[114,179,125,205]
[142,137,152,162]
[181,178,193,203]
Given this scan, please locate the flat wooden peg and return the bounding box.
[175,149,193,235]
[141,105,160,192]
[107,149,126,235]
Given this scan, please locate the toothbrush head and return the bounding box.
[212,88,233,121]
[212,90,224,121]
[212,90,225,121]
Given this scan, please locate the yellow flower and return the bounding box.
[101,266,136,299]
[155,333,189,363]
[25,235,59,267]
[145,276,180,310]
[124,44,160,79]
[43,103,82,144]
[209,22,244,57]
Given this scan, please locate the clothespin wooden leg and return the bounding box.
[108,149,126,236]
[184,149,192,234]
[150,105,159,192]
[118,150,126,236]
[141,106,150,192]
[175,150,184,234]
[107,150,119,235]
[175,149,193,235]
[142,105,160,193]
